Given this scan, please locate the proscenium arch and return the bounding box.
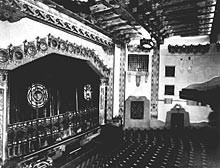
[8,53,101,123]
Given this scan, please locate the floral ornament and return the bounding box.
[0,49,9,63]
[24,40,37,57]
[51,38,59,48]
[67,43,74,53]
[48,34,59,49]
[36,37,48,52]
[59,40,67,51]
[10,46,24,61]
[75,45,80,54]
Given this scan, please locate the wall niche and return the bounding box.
[125,96,150,129]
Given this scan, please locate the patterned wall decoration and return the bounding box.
[0,70,7,166]
[27,83,49,109]
[168,44,210,54]
[0,34,110,78]
[130,101,144,119]
[0,0,113,47]
[106,68,114,121]
[99,78,107,125]
[127,44,151,53]
[84,84,93,101]
[118,44,126,123]
[150,45,160,118]
[0,89,3,166]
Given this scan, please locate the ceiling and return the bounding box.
[41,0,219,44]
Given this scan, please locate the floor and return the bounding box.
[58,126,220,168]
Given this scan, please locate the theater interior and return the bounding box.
[0,0,220,167]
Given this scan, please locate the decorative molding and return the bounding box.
[150,45,160,119]
[119,44,126,123]
[168,44,210,54]
[0,70,7,87]
[127,44,150,53]
[0,88,4,165]
[0,34,110,78]
[0,0,26,22]
[99,80,106,125]
[106,68,114,121]
[1,0,113,47]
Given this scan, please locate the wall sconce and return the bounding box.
[145,72,149,83]
[140,38,154,50]
[187,57,193,73]
[127,69,148,87]
[179,58,184,73]
[135,69,149,87]
[136,70,141,87]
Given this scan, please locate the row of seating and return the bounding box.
[74,127,220,168]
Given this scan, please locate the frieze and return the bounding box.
[168,44,210,54]
[0,34,110,78]
[0,0,113,47]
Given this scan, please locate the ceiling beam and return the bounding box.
[163,11,215,21]
[210,0,220,43]
[160,0,214,9]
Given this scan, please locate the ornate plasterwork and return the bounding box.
[0,0,26,22]
[0,70,7,166]
[127,44,151,53]
[150,45,160,118]
[0,0,113,47]
[118,44,126,123]
[0,34,110,78]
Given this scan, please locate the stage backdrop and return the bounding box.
[8,54,100,124]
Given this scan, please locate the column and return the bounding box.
[106,68,114,122]
[0,70,8,166]
[118,44,126,124]
[113,44,121,117]
[112,43,126,123]
[150,43,160,118]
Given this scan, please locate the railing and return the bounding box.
[7,107,99,158]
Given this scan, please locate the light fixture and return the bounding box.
[140,38,154,50]
[136,71,141,87]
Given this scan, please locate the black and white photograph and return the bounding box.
[0,0,219,167]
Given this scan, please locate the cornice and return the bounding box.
[0,0,113,47]
[0,34,110,78]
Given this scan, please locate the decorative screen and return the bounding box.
[128,54,149,72]
[131,101,144,119]
[27,83,48,109]
[84,84,92,101]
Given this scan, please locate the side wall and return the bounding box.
[158,37,220,124]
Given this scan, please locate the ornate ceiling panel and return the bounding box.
[42,0,143,43]
[3,0,219,44]
[120,0,217,43]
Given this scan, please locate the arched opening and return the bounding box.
[9,54,100,123]
[7,54,102,159]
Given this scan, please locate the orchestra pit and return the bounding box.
[0,0,220,167]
